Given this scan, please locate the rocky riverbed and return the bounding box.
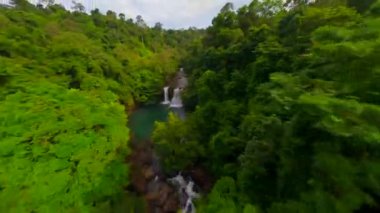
[126,69,213,213]
[128,140,179,213]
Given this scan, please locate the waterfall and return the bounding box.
[185,181,199,199]
[161,86,170,105]
[169,173,199,213]
[170,173,186,187]
[170,88,183,108]
[184,199,195,213]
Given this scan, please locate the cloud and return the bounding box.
[54,0,251,29]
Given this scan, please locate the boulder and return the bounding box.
[143,166,155,180]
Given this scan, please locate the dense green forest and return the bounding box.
[2,0,380,212]
[153,0,380,212]
[0,0,200,211]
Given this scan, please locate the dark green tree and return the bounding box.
[71,0,85,12]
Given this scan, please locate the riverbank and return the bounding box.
[126,104,180,212]
[125,68,214,212]
[128,140,180,212]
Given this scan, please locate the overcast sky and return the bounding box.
[51,0,252,29]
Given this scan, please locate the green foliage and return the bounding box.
[0,81,130,212]
[155,1,380,212]
[153,113,204,172]
[198,177,239,213]
[0,3,196,212]
[197,177,258,213]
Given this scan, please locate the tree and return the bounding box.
[0,3,189,211]
[347,0,377,12]
[39,0,55,6]
[0,81,130,212]
[314,0,347,7]
[10,0,31,8]
[91,8,100,14]
[36,2,43,9]
[71,0,85,12]
[154,22,163,31]
[157,0,380,212]
[198,177,258,213]
[221,2,234,13]
[119,13,125,21]
[106,10,117,19]
[136,15,148,28]
[153,113,204,172]
[212,3,238,28]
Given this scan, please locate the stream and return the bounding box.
[127,69,200,213]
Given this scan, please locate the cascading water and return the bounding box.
[169,68,187,119]
[169,173,199,213]
[170,88,183,108]
[161,86,170,105]
[129,68,201,212]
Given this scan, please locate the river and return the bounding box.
[126,69,200,213]
[128,103,186,213]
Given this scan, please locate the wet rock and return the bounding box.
[158,184,173,206]
[135,149,153,165]
[128,139,181,212]
[143,166,155,180]
[163,193,180,212]
[131,170,146,193]
[147,178,160,193]
[145,191,160,201]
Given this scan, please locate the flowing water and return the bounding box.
[162,87,170,105]
[169,174,199,213]
[170,88,183,108]
[127,69,199,212]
